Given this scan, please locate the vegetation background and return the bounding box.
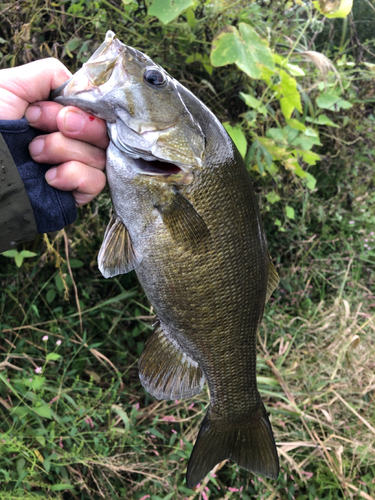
[0,0,374,498]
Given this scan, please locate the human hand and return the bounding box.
[0,58,108,206]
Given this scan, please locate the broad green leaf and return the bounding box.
[16,458,25,476]
[20,250,37,258]
[67,38,81,52]
[14,254,23,267]
[35,435,46,446]
[2,249,18,257]
[266,128,288,144]
[296,149,321,166]
[148,0,194,24]
[46,353,62,361]
[69,259,84,268]
[279,70,302,119]
[211,23,274,79]
[223,122,247,158]
[34,405,52,419]
[286,206,295,219]
[266,191,280,204]
[286,63,305,76]
[46,289,56,303]
[306,114,340,128]
[24,376,46,390]
[305,172,317,190]
[240,92,268,116]
[304,127,319,138]
[286,119,306,132]
[316,92,352,111]
[186,7,196,28]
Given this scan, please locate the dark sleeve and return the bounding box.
[0,118,77,252]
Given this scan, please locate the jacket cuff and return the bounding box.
[0,118,77,234]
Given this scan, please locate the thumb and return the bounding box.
[0,58,71,120]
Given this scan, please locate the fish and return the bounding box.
[51,30,280,488]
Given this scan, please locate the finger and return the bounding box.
[29,132,106,170]
[0,58,71,119]
[57,106,109,149]
[25,101,63,133]
[45,161,107,206]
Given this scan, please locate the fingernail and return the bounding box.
[29,138,44,157]
[65,111,85,132]
[45,167,57,183]
[25,105,41,124]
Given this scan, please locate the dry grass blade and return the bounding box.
[331,390,375,435]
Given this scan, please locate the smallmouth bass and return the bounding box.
[51,31,280,488]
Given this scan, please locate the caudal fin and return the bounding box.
[186,403,279,489]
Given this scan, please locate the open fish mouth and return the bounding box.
[134,158,183,176]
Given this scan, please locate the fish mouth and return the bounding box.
[135,158,182,176]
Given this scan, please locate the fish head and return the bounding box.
[51,31,206,185]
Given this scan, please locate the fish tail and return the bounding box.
[186,402,279,489]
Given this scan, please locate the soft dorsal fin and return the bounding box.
[98,214,142,278]
[266,254,279,303]
[156,189,210,250]
[138,320,205,400]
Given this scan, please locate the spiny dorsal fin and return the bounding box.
[266,254,279,304]
[138,320,205,400]
[156,189,209,250]
[98,214,142,278]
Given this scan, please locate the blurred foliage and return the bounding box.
[0,0,375,498]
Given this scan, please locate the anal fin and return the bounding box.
[98,214,142,278]
[138,320,205,400]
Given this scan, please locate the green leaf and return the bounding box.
[223,122,247,158]
[2,249,18,257]
[286,119,306,132]
[112,406,130,435]
[69,259,84,268]
[67,38,81,52]
[46,353,62,361]
[50,484,74,492]
[16,458,25,476]
[279,70,302,119]
[240,92,268,116]
[46,289,56,304]
[316,92,352,111]
[186,7,196,28]
[305,172,317,191]
[211,23,274,79]
[266,191,280,204]
[306,114,339,127]
[285,206,295,219]
[14,254,24,267]
[24,376,46,390]
[148,0,194,24]
[20,250,37,258]
[34,405,52,419]
[286,63,305,76]
[35,435,46,446]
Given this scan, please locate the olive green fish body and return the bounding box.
[52,31,279,487]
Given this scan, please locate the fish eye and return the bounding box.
[143,68,166,87]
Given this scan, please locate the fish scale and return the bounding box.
[51,30,280,488]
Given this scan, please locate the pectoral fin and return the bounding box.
[98,214,142,278]
[138,320,205,400]
[156,189,209,250]
[266,255,279,303]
